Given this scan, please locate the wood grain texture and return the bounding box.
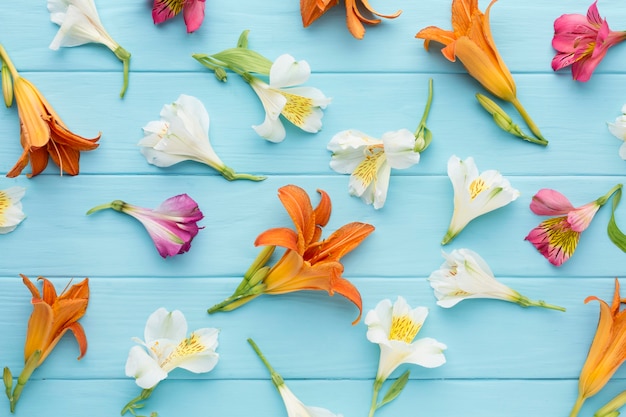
[1,0,626,416]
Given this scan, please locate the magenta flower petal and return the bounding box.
[183,0,206,33]
[567,202,601,232]
[152,0,184,25]
[525,217,580,267]
[530,188,575,215]
[551,1,626,82]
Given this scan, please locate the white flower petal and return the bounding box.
[278,385,342,417]
[49,3,117,51]
[328,130,380,174]
[401,337,447,368]
[142,120,169,137]
[139,147,190,167]
[609,115,626,140]
[47,0,71,25]
[144,308,187,343]
[162,94,210,142]
[251,79,287,121]
[382,129,420,169]
[253,114,287,143]
[619,142,626,160]
[365,298,393,345]
[125,345,168,389]
[270,54,311,88]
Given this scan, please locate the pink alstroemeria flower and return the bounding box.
[87,194,204,258]
[152,0,205,33]
[525,185,620,266]
[552,1,626,82]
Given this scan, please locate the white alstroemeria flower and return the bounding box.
[608,104,626,160]
[442,155,520,245]
[278,384,343,417]
[0,186,26,234]
[248,339,342,417]
[248,54,331,142]
[365,297,446,383]
[429,248,566,311]
[139,94,264,181]
[48,0,132,97]
[328,129,420,209]
[125,307,219,389]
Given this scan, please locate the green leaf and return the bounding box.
[608,188,626,252]
[378,370,410,409]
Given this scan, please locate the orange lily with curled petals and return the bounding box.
[208,184,374,324]
[3,275,89,412]
[0,43,100,178]
[569,279,626,417]
[300,0,401,40]
[415,0,547,145]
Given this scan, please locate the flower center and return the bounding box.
[469,178,488,200]
[161,333,207,367]
[389,315,420,344]
[279,92,314,127]
[353,148,386,187]
[542,217,580,258]
[0,191,10,222]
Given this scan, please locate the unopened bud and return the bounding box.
[2,62,13,107]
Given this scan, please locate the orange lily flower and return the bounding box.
[300,0,401,40]
[569,278,626,417]
[415,0,546,143]
[208,184,374,323]
[3,275,89,412]
[0,43,100,178]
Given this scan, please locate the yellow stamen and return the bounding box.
[161,333,206,367]
[353,148,385,187]
[543,217,579,258]
[389,315,420,344]
[0,191,9,223]
[279,92,314,127]
[469,178,488,200]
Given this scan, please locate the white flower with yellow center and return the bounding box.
[248,54,331,142]
[429,248,566,311]
[442,155,520,245]
[0,186,26,234]
[125,307,219,389]
[328,129,420,209]
[608,104,626,159]
[366,297,446,383]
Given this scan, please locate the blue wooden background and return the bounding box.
[1,0,626,416]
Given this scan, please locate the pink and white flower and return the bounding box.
[552,1,626,82]
[87,194,204,258]
[152,0,206,33]
[525,186,619,266]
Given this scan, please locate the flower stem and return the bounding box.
[510,97,548,145]
[219,166,266,182]
[120,387,155,416]
[595,390,626,417]
[0,44,19,79]
[597,183,623,206]
[516,295,566,312]
[368,379,383,417]
[417,78,433,130]
[113,46,131,99]
[6,350,41,413]
[570,395,586,417]
[247,338,284,389]
[86,200,126,215]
